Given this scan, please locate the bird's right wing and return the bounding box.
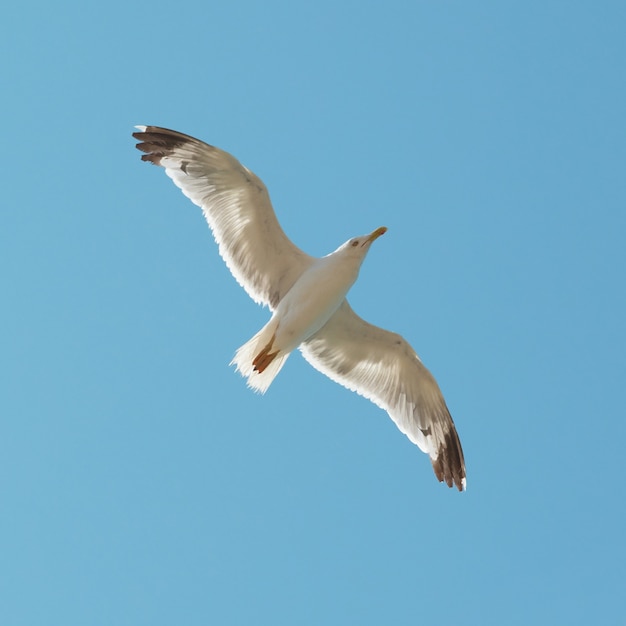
[134,126,314,310]
[300,300,466,490]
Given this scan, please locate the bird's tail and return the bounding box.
[230,320,290,394]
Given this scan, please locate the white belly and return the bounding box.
[273,255,359,352]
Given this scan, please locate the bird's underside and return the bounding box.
[134,125,466,491]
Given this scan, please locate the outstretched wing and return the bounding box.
[134,126,314,310]
[301,300,466,490]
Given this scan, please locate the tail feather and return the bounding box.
[230,323,289,394]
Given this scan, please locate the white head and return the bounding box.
[335,226,388,260]
[316,226,387,300]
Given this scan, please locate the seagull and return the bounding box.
[133,126,466,491]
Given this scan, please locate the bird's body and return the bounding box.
[134,126,466,491]
[232,227,387,392]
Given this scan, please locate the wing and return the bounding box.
[134,126,314,310]
[300,300,466,490]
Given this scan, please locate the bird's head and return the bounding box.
[338,226,388,259]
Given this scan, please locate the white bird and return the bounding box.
[134,126,466,491]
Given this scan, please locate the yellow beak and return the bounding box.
[363,226,388,246]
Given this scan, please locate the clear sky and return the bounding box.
[2,1,625,624]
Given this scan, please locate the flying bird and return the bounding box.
[133,126,466,490]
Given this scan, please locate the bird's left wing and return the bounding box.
[300,300,466,490]
[134,126,314,310]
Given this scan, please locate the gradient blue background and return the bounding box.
[3,1,625,624]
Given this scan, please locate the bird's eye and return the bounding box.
[351,240,359,247]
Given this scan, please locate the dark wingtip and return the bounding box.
[431,427,466,492]
[132,125,194,166]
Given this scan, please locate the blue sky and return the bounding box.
[2,1,625,624]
